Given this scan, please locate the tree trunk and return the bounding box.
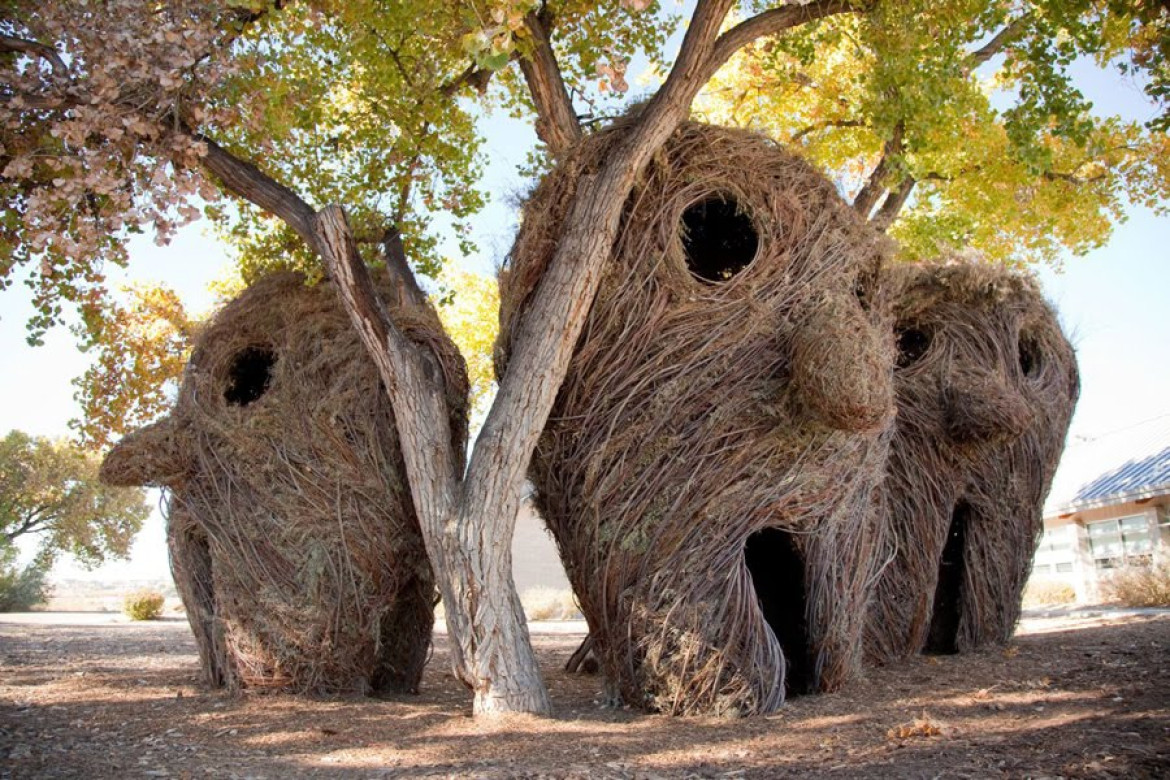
[443,497,551,713]
[317,206,553,714]
[565,633,598,674]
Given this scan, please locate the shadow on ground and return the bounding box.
[1,612,1166,778]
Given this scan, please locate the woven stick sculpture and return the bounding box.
[102,272,468,694]
[865,260,1078,663]
[498,122,896,715]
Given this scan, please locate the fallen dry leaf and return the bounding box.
[887,712,951,740]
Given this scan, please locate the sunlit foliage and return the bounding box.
[696,0,1169,266]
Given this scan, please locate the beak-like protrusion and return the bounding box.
[943,373,1033,445]
[99,418,187,488]
[790,296,895,433]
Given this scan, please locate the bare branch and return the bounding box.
[466,0,740,524]
[440,62,496,97]
[965,14,1031,73]
[3,506,50,543]
[193,133,321,254]
[1044,169,1107,185]
[921,171,955,182]
[224,0,286,29]
[0,33,67,77]
[518,11,582,154]
[378,225,431,313]
[315,205,458,512]
[636,0,739,135]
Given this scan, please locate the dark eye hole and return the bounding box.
[224,345,277,407]
[895,325,932,368]
[681,195,759,282]
[1018,333,1041,378]
[854,270,875,312]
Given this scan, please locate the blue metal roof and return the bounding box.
[1046,413,1170,515]
[1069,444,1170,510]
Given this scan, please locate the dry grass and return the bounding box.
[521,587,582,621]
[122,589,166,621]
[1022,579,1078,608]
[1103,561,1170,607]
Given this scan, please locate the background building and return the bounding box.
[1036,414,1170,601]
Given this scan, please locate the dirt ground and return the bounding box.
[1,611,1166,779]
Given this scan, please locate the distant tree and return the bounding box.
[71,285,194,449]
[0,431,150,567]
[0,545,49,611]
[435,263,500,419]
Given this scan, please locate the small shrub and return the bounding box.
[1022,579,1077,608]
[0,561,50,612]
[123,589,166,620]
[521,587,581,621]
[1102,561,1170,607]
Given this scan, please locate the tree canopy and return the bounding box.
[1,2,1162,360]
[0,0,673,342]
[0,430,150,567]
[695,0,1169,266]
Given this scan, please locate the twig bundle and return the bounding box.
[102,272,468,694]
[498,121,896,715]
[865,260,1078,663]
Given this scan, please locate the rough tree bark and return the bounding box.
[191,0,866,717]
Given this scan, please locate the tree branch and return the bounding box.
[518,11,582,154]
[193,134,321,254]
[315,206,458,512]
[792,118,867,141]
[869,175,915,231]
[705,0,864,82]
[0,33,67,77]
[1044,169,1107,185]
[838,12,1029,225]
[469,0,739,530]
[965,14,1031,73]
[440,62,496,97]
[378,225,431,312]
[853,121,904,218]
[3,505,52,543]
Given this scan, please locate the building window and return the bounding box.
[1033,563,1051,575]
[1088,515,1152,569]
[1055,562,1074,573]
[1037,531,1074,554]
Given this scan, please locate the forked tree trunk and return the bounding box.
[314,0,751,715]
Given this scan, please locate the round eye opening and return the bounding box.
[224,345,277,407]
[1018,333,1041,378]
[854,270,875,312]
[680,195,759,282]
[895,325,932,368]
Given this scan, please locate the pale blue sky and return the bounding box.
[0,26,1166,582]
